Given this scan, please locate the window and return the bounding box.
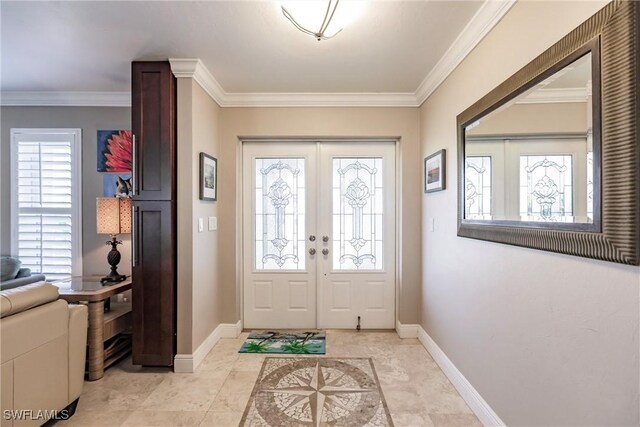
[11,129,82,280]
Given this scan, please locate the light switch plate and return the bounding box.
[198,218,204,232]
[208,216,217,231]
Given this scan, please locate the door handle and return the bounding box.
[131,134,137,196]
[322,248,329,255]
[309,248,316,255]
[322,235,329,242]
[309,235,316,242]
[132,206,139,267]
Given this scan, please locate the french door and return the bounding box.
[243,141,396,329]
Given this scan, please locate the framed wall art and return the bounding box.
[200,152,217,201]
[425,149,446,193]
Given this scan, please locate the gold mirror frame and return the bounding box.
[457,1,639,265]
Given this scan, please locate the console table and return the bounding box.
[53,277,133,380]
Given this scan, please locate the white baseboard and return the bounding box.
[395,320,419,338]
[417,326,505,427]
[174,320,242,373]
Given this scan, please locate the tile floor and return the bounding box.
[56,331,481,427]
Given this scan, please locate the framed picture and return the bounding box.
[200,153,217,201]
[97,130,132,172]
[103,173,132,198]
[425,149,446,193]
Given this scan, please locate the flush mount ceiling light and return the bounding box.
[281,0,345,41]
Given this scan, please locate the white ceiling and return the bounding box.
[1,1,513,106]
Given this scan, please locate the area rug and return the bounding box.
[239,330,326,354]
[240,357,394,426]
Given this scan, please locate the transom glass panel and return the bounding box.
[255,158,305,270]
[520,154,573,221]
[465,156,492,219]
[332,158,383,270]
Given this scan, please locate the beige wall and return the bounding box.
[218,107,422,324]
[176,80,223,354]
[0,106,132,277]
[420,1,639,426]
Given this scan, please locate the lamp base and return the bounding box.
[100,271,127,285]
[101,236,127,286]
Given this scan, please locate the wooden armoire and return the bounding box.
[130,61,177,366]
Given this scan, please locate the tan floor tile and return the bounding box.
[198,411,243,427]
[390,411,435,427]
[121,410,207,426]
[429,413,483,427]
[140,371,228,411]
[231,354,267,372]
[65,330,480,427]
[208,371,259,412]
[55,410,133,426]
[75,374,166,412]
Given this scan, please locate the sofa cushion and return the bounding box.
[15,268,32,279]
[0,282,59,318]
[0,257,21,282]
[0,274,47,291]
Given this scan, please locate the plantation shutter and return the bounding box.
[12,130,82,280]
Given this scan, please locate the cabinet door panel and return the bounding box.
[132,201,175,366]
[131,61,176,201]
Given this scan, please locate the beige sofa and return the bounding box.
[1,282,88,427]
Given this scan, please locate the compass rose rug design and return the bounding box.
[240,357,394,426]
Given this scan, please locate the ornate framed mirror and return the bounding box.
[457,1,639,265]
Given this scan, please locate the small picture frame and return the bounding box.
[199,153,217,201]
[424,149,446,193]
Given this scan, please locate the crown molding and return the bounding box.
[4,0,514,108]
[169,58,417,107]
[169,58,226,104]
[218,92,419,108]
[516,87,589,104]
[0,91,131,107]
[415,0,516,106]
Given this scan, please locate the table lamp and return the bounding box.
[96,197,131,284]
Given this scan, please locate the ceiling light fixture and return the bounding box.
[282,0,343,41]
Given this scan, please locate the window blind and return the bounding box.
[13,133,80,280]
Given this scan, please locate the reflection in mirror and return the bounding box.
[464,52,594,224]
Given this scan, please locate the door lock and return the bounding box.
[322,248,329,255]
[309,248,316,255]
[309,235,316,242]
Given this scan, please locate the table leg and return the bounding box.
[87,300,105,381]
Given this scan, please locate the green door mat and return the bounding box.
[239,330,326,354]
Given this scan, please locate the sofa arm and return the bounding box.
[68,304,88,402]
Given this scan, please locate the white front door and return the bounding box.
[243,141,395,329]
[318,143,396,329]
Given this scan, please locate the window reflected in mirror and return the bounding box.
[464,52,595,224]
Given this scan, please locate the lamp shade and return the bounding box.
[96,197,131,235]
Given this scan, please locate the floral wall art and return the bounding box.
[97,130,132,172]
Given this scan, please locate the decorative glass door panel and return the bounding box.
[332,158,383,271]
[519,154,573,220]
[465,156,492,220]
[255,158,305,270]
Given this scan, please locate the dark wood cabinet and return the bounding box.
[131,61,177,366]
[131,201,175,366]
[131,61,176,201]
